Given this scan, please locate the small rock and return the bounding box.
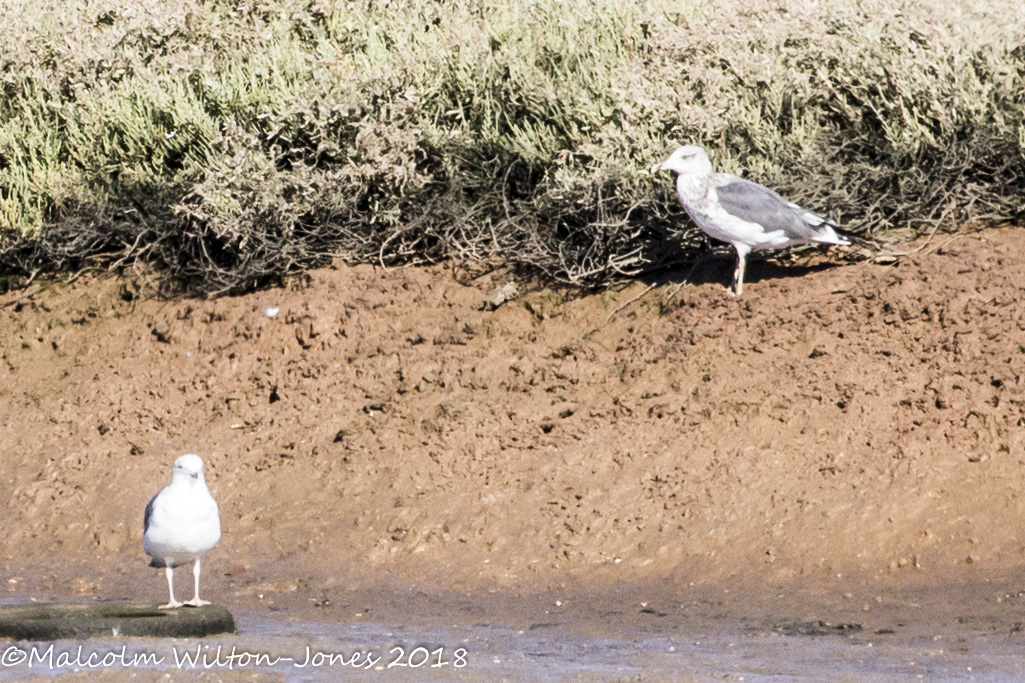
[150,322,171,343]
[482,283,518,311]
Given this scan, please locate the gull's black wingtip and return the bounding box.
[840,232,877,249]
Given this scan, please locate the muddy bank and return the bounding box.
[1,228,1024,624]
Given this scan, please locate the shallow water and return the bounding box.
[2,604,1024,682]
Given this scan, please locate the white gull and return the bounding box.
[143,453,221,609]
[652,145,853,296]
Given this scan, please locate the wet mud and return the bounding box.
[2,227,1025,679]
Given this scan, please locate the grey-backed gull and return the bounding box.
[143,454,221,609]
[652,145,853,295]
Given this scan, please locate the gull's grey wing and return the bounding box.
[785,200,837,228]
[143,494,156,534]
[713,177,823,241]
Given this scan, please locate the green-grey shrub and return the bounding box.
[0,0,1022,293]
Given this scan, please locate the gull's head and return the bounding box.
[651,145,712,177]
[171,453,206,483]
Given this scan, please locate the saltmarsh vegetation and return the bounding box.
[0,0,1023,294]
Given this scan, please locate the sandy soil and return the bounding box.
[2,226,1025,670]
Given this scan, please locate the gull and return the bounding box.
[652,145,854,296]
[143,454,221,609]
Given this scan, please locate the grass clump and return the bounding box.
[0,0,1023,294]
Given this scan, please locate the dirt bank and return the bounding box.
[2,227,1024,622]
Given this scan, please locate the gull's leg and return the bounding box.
[159,566,183,609]
[732,245,750,297]
[184,557,211,607]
